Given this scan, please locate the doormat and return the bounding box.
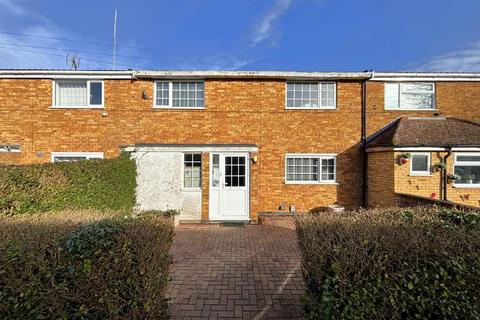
[220,222,247,227]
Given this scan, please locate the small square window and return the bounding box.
[410,153,430,176]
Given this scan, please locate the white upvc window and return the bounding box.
[0,144,20,153]
[154,81,204,108]
[385,82,435,110]
[183,153,202,189]
[410,152,431,176]
[51,152,104,163]
[285,154,336,184]
[453,153,480,187]
[52,80,104,108]
[286,82,336,109]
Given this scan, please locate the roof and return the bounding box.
[1,69,480,81]
[366,117,480,149]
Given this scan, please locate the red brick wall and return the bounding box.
[366,81,480,137]
[367,151,395,207]
[0,78,364,217]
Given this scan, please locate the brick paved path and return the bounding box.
[166,217,305,319]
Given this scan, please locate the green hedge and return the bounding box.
[296,207,480,320]
[0,210,174,319]
[0,152,136,215]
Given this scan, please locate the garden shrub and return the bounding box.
[0,210,174,319]
[0,152,136,215]
[296,206,480,320]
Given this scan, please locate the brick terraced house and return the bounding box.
[1,69,480,222]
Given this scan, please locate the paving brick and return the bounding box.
[166,217,304,319]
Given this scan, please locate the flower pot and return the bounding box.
[328,205,345,213]
[400,158,408,165]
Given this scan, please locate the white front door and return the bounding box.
[209,153,249,221]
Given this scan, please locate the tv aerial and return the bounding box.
[66,53,81,70]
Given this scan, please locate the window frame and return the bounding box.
[285,81,337,110]
[153,80,205,109]
[384,82,436,111]
[0,144,21,153]
[50,152,104,162]
[409,152,431,176]
[182,152,202,190]
[453,152,480,188]
[51,80,105,109]
[284,153,337,184]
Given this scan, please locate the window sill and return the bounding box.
[285,107,337,111]
[152,106,205,110]
[384,108,436,111]
[182,188,202,192]
[50,106,104,109]
[409,173,433,177]
[452,184,480,189]
[285,181,338,185]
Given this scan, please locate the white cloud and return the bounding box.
[172,54,253,71]
[0,0,27,16]
[414,41,480,72]
[250,0,292,47]
[0,1,251,70]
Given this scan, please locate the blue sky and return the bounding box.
[0,0,480,71]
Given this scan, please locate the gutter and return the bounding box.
[442,147,452,201]
[361,72,373,207]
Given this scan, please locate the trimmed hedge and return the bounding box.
[0,209,174,319]
[0,152,136,215]
[296,207,480,320]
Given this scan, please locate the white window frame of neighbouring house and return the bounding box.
[183,153,202,189]
[51,152,104,163]
[52,80,104,108]
[285,82,336,109]
[384,82,435,110]
[453,153,480,188]
[409,152,431,176]
[153,80,205,109]
[285,154,337,184]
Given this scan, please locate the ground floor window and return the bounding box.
[184,153,202,188]
[51,152,104,162]
[410,152,431,176]
[454,153,480,187]
[285,154,336,184]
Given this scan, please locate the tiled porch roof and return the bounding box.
[366,116,480,148]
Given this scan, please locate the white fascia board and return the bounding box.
[451,147,480,152]
[393,147,446,151]
[371,72,480,82]
[0,70,134,79]
[123,145,259,153]
[134,70,372,80]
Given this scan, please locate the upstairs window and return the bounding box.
[154,81,204,108]
[53,80,104,108]
[410,153,431,176]
[285,154,336,184]
[286,82,336,109]
[454,153,480,187]
[385,82,435,110]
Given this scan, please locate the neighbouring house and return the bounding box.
[1,69,480,222]
[366,117,480,208]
